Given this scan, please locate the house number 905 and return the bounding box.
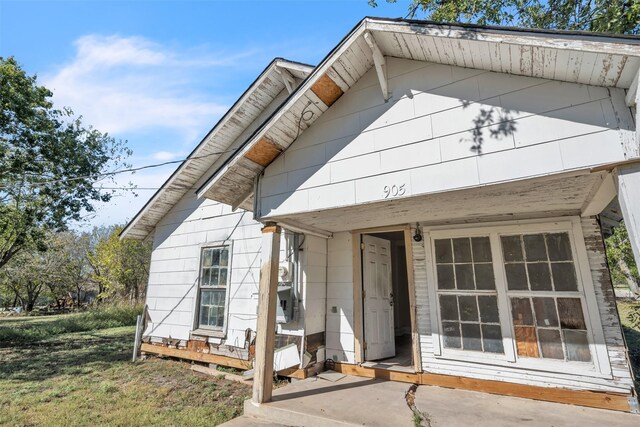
[383,184,406,198]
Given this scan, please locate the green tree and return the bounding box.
[606,222,640,298]
[0,57,132,269]
[370,0,640,34]
[91,225,151,302]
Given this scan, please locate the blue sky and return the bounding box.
[0,0,405,228]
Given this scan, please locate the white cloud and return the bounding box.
[42,34,254,141]
[151,150,183,161]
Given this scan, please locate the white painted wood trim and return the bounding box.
[364,31,390,101]
[423,231,442,356]
[581,173,617,217]
[364,19,640,57]
[625,67,639,106]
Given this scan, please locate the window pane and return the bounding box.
[564,330,591,362]
[200,305,210,327]
[437,264,455,289]
[546,233,572,261]
[533,297,558,327]
[455,264,475,290]
[435,239,453,263]
[461,323,482,351]
[501,235,523,262]
[471,237,492,262]
[203,249,213,267]
[201,268,211,286]
[482,324,504,353]
[220,248,229,267]
[538,329,564,359]
[453,238,472,262]
[505,263,528,290]
[439,295,459,321]
[443,321,461,349]
[474,264,496,290]
[557,298,586,330]
[527,263,552,291]
[219,268,228,287]
[211,249,220,267]
[478,296,500,323]
[211,268,220,286]
[458,295,478,321]
[515,326,539,357]
[551,262,578,292]
[511,298,534,326]
[524,234,547,261]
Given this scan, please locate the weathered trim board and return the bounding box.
[332,363,634,413]
[140,343,321,380]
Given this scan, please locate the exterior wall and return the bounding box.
[143,88,309,349]
[259,57,633,218]
[145,194,262,344]
[301,235,328,337]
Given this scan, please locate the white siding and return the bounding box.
[259,57,633,218]
[301,235,328,336]
[325,232,356,363]
[145,194,262,342]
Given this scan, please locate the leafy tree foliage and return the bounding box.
[91,225,151,302]
[0,57,132,269]
[370,0,640,34]
[606,222,640,298]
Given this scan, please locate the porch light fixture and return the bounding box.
[413,225,423,242]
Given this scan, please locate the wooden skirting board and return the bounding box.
[141,343,252,370]
[140,343,321,379]
[332,363,635,413]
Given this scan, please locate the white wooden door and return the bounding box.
[362,235,395,360]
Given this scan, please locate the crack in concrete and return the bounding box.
[405,383,432,427]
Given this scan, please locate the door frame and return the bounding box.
[352,224,422,372]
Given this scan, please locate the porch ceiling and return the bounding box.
[269,171,608,233]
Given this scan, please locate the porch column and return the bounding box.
[252,222,281,404]
[616,164,640,278]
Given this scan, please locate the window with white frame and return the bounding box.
[501,232,591,362]
[435,236,504,354]
[197,246,230,330]
[430,221,601,371]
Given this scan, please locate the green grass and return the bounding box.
[0,304,142,344]
[618,299,640,393]
[0,313,251,426]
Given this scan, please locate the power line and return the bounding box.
[0,146,239,190]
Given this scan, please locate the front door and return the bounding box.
[362,234,395,360]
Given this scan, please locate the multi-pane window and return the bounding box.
[198,246,230,330]
[435,237,504,354]
[432,227,595,367]
[501,233,591,362]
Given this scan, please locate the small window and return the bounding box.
[197,246,230,330]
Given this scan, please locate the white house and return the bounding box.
[122,17,640,412]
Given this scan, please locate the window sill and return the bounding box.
[191,329,226,339]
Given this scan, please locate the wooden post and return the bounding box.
[252,222,281,404]
[616,164,640,276]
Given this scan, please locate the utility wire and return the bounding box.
[0,146,239,190]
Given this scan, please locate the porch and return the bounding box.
[225,374,638,426]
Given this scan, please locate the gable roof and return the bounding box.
[196,16,640,208]
[121,58,314,240]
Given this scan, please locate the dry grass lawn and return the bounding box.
[0,314,250,427]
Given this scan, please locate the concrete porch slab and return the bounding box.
[226,375,638,427]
